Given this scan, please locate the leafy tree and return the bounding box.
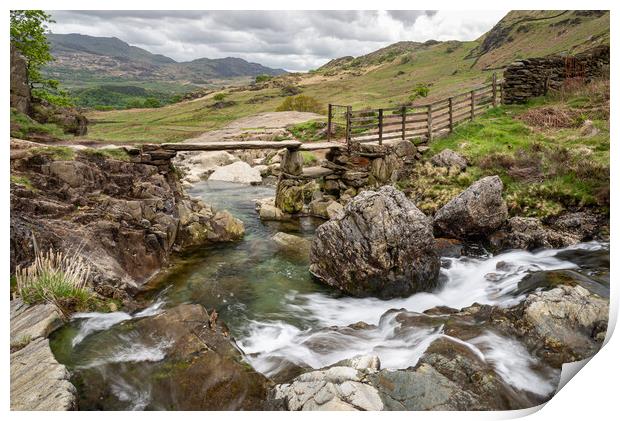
[276,95,323,114]
[10,10,72,106]
[143,97,161,108]
[408,83,430,102]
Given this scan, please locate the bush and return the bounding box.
[276,95,323,114]
[409,83,430,102]
[213,92,227,101]
[16,249,93,317]
[143,97,161,108]
[255,74,272,83]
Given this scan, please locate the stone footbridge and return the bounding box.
[127,137,422,218]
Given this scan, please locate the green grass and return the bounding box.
[10,108,69,140]
[81,147,131,162]
[300,151,318,165]
[10,175,36,191]
[30,146,76,161]
[287,120,327,142]
[405,80,609,217]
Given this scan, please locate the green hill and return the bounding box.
[81,10,609,143]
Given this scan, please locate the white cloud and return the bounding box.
[48,10,508,71]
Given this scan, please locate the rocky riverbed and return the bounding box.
[10,141,610,411]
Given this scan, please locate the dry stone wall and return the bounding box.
[502,45,609,104]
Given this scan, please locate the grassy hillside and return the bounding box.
[82,10,609,143]
[402,78,609,218]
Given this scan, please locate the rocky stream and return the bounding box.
[46,181,609,411]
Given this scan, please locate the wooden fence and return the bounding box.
[327,73,502,146]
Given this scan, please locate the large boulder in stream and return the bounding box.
[309,186,440,299]
[433,175,508,239]
[208,161,262,184]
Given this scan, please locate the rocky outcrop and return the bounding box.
[11,338,77,410]
[489,212,603,251]
[31,101,88,136]
[10,46,30,114]
[10,141,244,301]
[270,356,383,411]
[434,175,508,239]
[10,299,76,410]
[208,161,262,184]
[502,45,609,104]
[310,186,440,298]
[430,149,467,171]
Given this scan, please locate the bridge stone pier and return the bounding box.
[127,138,422,220]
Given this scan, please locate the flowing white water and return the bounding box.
[71,300,165,347]
[237,243,602,393]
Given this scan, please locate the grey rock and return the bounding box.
[208,161,262,184]
[11,338,77,410]
[434,175,508,239]
[310,186,440,298]
[430,149,467,171]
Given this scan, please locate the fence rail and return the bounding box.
[327,73,502,146]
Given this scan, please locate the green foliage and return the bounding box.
[409,83,430,102]
[300,151,318,165]
[72,84,176,109]
[276,95,323,114]
[255,74,273,83]
[287,120,328,141]
[11,10,71,106]
[10,108,68,140]
[10,175,36,191]
[81,148,130,162]
[213,92,227,101]
[16,249,95,317]
[142,97,161,108]
[31,146,76,161]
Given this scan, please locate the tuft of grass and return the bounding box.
[300,151,318,165]
[10,175,36,191]
[81,147,130,162]
[10,335,32,353]
[30,146,76,161]
[16,249,94,318]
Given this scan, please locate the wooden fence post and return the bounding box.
[427,103,433,141]
[327,104,332,141]
[378,109,384,145]
[492,73,497,106]
[470,91,475,121]
[401,106,406,140]
[448,97,454,132]
[345,105,352,147]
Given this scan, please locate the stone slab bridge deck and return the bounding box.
[128,140,347,179]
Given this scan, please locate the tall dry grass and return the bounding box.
[16,249,92,317]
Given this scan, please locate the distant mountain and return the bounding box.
[44,33,287,86]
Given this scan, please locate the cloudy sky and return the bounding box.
[48,10,508,72]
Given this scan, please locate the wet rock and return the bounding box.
[270,357,384,411]
[116,304,271,410]
[516,270,609,298]
[257,197,292,221]
[326,201,344,219]
[370,336,541,410]
[434,238,463,258]
[310,186,440,298]
[208,161,262,184]
[489,217,580,251]
[434,175,508,240]
[430,149,467,171]
[272,232,310,259]
[280,149,303,176]
[548,211,601,240]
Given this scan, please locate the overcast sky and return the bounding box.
[48,10,508,72]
